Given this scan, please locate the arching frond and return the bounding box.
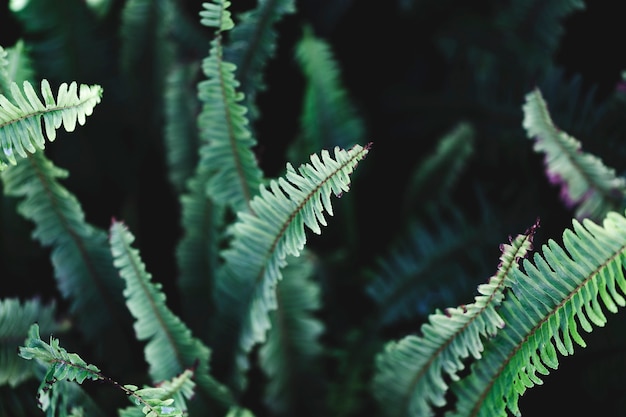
[197,0,263,213]
[447,211,626,417]
[290,26,365,163]
[1,153,131,364]
[523,88,626,221]
[259,253,325,417]
[224,0,296,121]
[108,221,234,412]
[0,79,102,168]
[372,221,538,417]
[212,143,370,389]
[0,298,61,387]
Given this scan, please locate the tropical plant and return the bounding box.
[2,1,626,416]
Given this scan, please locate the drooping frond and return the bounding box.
[224,0,296,121]
[19,324,187,417]
[366,207,497,327]
[1,153,131,363]
[259,253,325,417]
[372,221,538,417]
[523,88,626,221]
[212,143,370,388]
[108,221,234,412]
[402,122,474,216]
[0,298,61,387]
[290,26,365,164]
[197,0,263,213]
[447,211,626,417]
[0,79,102,168]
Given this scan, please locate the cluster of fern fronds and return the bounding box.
[2,1,626,417]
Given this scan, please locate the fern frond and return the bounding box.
[212,143,370,388]
[366,207,496,327]
[109,221,234,412]
[0,46,9,95]
[9,0,108,82]
[176,171,225,342]
[197,0,263,213]
[0,79,102,168]
[1,153,130,362]
[20,324,186,417]
[495,0,585,72]
[447,211,626,417]
[259,253,325,416]
[523,88,626,221]
[291,26,365,163]
[164,63,202,194]
[372,221,538,417]
[0,298,60,387]
[402,122,474,215]
[0,40,35,96]
[224,0,296,121]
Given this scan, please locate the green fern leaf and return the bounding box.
[402,122,474,215]
[523,87,626,221]
[197,0,263,213]
[1,153,131,362]
[176,173,225,342]
[291,26,365,162]
[367,207,496,326]
[212,143,370,388]
[0,46,9,95]
[0,41,35,97]
[163,63,202,194]
[109,221,234,412]
[0,79,102,168]
[0,298,60,387]
[372,221,537,417]
[224,0,296,121]
[259,253,325,416]
[447,211,626,417]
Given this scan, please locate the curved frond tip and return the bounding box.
[0,79,102,168]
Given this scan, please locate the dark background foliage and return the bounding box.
[2,0,626,415]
